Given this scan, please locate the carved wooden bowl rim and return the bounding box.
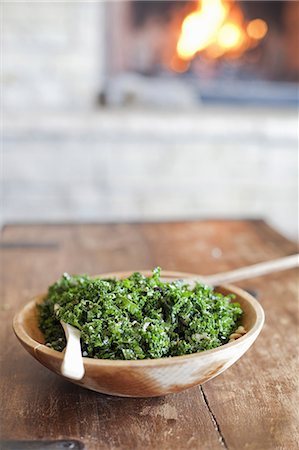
[13,270,265,367]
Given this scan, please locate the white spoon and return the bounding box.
[54,304,85,380]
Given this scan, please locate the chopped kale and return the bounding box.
[38,268,242,360]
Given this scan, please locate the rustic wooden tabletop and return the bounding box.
[1,220,298,450]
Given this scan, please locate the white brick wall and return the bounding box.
[3,108,298,239]
[2,2,104,111]
[2,2,298,240]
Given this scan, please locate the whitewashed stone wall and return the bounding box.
[3,108,298,239]
[2,2,298,240]
[2,1,105,111]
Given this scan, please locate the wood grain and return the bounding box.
[0,220,298,449]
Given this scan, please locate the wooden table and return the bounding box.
[1,220,298,450]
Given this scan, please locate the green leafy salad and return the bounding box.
[39,268,243,360]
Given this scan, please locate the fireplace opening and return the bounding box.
[103,1,299,107]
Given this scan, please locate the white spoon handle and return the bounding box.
[61,322,85,380]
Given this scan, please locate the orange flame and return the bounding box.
[247,19,268,40]
[176,0,268,62]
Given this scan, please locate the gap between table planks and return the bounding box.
[0,220,298,450]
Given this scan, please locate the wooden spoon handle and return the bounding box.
[199,254,299,286]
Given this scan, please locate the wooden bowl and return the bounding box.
[13,270,264,397]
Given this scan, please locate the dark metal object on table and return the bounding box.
[0,440,85,450]
[0,241,59,249]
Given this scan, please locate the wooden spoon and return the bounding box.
[178,254,299,287]
[55,304,85,380]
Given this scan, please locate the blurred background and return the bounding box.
[2,0,298,239]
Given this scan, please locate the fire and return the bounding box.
[247,19,268,40]
[176,0,268,62]
[217,23,244,49]
[177,0,228,60]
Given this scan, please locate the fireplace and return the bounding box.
[101,1,299,107]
